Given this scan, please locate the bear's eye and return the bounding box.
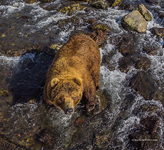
[61,98,65,102]
[72,97,76,100]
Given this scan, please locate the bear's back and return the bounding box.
[54,33,100,67]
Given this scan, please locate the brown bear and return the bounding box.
[43,33,101,115]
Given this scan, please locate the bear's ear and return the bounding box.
[51,78,59,87]
[73,77,82,86]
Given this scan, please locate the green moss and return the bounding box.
[0,89,9,96]
[59,4,85,14]
[112,0,122,7]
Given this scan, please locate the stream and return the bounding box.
[0,0,164,149]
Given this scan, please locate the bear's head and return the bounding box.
[47,77,83,115]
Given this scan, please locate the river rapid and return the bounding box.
[0,0,164,149]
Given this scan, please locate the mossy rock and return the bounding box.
[24,0,38,3]
[137,4,152,21]
[49,43,63,51]
[59,4,85,14]
[111,0,122,7]
[39,0,54,3]
[91,0,109,9]
[0,89,9,97]
[88,23,111,32]
[121,10,147,33]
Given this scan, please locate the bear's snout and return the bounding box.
[65,108,73,115]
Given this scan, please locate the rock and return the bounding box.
[90,0,109,9]
[88,23,111,33]
[143,45,161,55]
[24,0,38,3]
[129,126,159,150]
[140,116,159,134]
[128,113,160,150]
[119,2,136,11]
[119,35,135,56]
[49,43,63,51]
[59,4,85,14]
[74,117,85,126]
[102,55,116,71]
[121,10,147,33]
[111,0,122,7]
[157,10,164,18]
[96,133,109,149]
[88,23,110,46]
[137,4,152,21]
[90,30,108,46]
[39,0,54,3]
[129,71,158,100]
[95,90,109,113]
[145,0,158,5]
[150,27,164,37]
[118,56,134,73]
[153,90,164,106]
[0,89,9,97]
[135,57,151,71]
[107,0,122,7]
[58,17,82,29]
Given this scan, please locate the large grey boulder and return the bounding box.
[121,10,147,33]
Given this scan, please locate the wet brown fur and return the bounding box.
[43,33,101,114]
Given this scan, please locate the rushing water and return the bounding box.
[0,0,164,149]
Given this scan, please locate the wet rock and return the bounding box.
[39,0,54,3]
[157,10,164,18]
[140,116,159,134]
[95,90,109,114]
[0,89,9,97]
[135,57,151,71]
[0,136,25,150]
[59,3,85,14]
[24,0,38,3]
[102,55,116,71]
[119,35,135,56]
[150,27,164,37]
[129,128,159,150]
[74,116,85,126]
[90,0,109,9]
[107,0,122,7]
[129,71,158,100]
[49,43,63,51]
[128,114,160,150]
[145,0,158,5]
[121,10,147,33]
[118,56,134,73]
[88,23,111,33]
[143,45,161,55]
[35,128,57,147]
[88,23,110,46]
[119,2,136,11]
[153,90,164,106]
[95,133,110,149]
[137,4,152,21]
[90,30,108,46]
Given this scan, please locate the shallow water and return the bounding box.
[0,0,164,149]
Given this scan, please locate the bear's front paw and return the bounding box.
[86,101,96,112]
